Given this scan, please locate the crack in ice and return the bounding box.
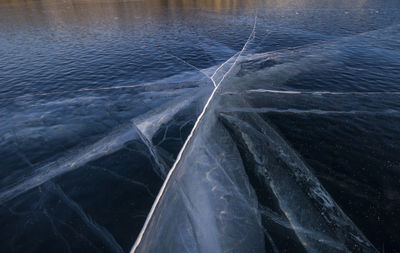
[165,52,217,87]
[0,91,201,205]
[245,89,400,95]
[0,82,162,101]
[226,107,400,115]
[130,13,258,253]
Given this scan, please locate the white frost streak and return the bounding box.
[130,14,258,253]
[0,93,199,205]
[0,126,138,205]
[210,52,240,83]
[51,183,125,253]
[166,52,216,87]
[0,83,157,101]
[246,89,400,95]
[227,107,400,115]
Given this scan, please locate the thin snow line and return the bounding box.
[166,52,217,87]
[226,107,400,115]
[245,89,400,95]
[130,14,257,253]
[0,83,157,101]
[0,92,198,205]
[210,52,240,82]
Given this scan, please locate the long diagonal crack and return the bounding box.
[130,14,258,253]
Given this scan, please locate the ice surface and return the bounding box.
[2,6,400,253]
[0,74,211,205]
[128,15,396,253]
[219,111,376,252]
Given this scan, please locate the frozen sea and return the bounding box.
[1,0,400,252]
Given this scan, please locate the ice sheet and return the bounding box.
[129,14,392,253]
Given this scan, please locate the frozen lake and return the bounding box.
[1,0,400,252]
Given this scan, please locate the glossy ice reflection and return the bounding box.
[1,0,400,252]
